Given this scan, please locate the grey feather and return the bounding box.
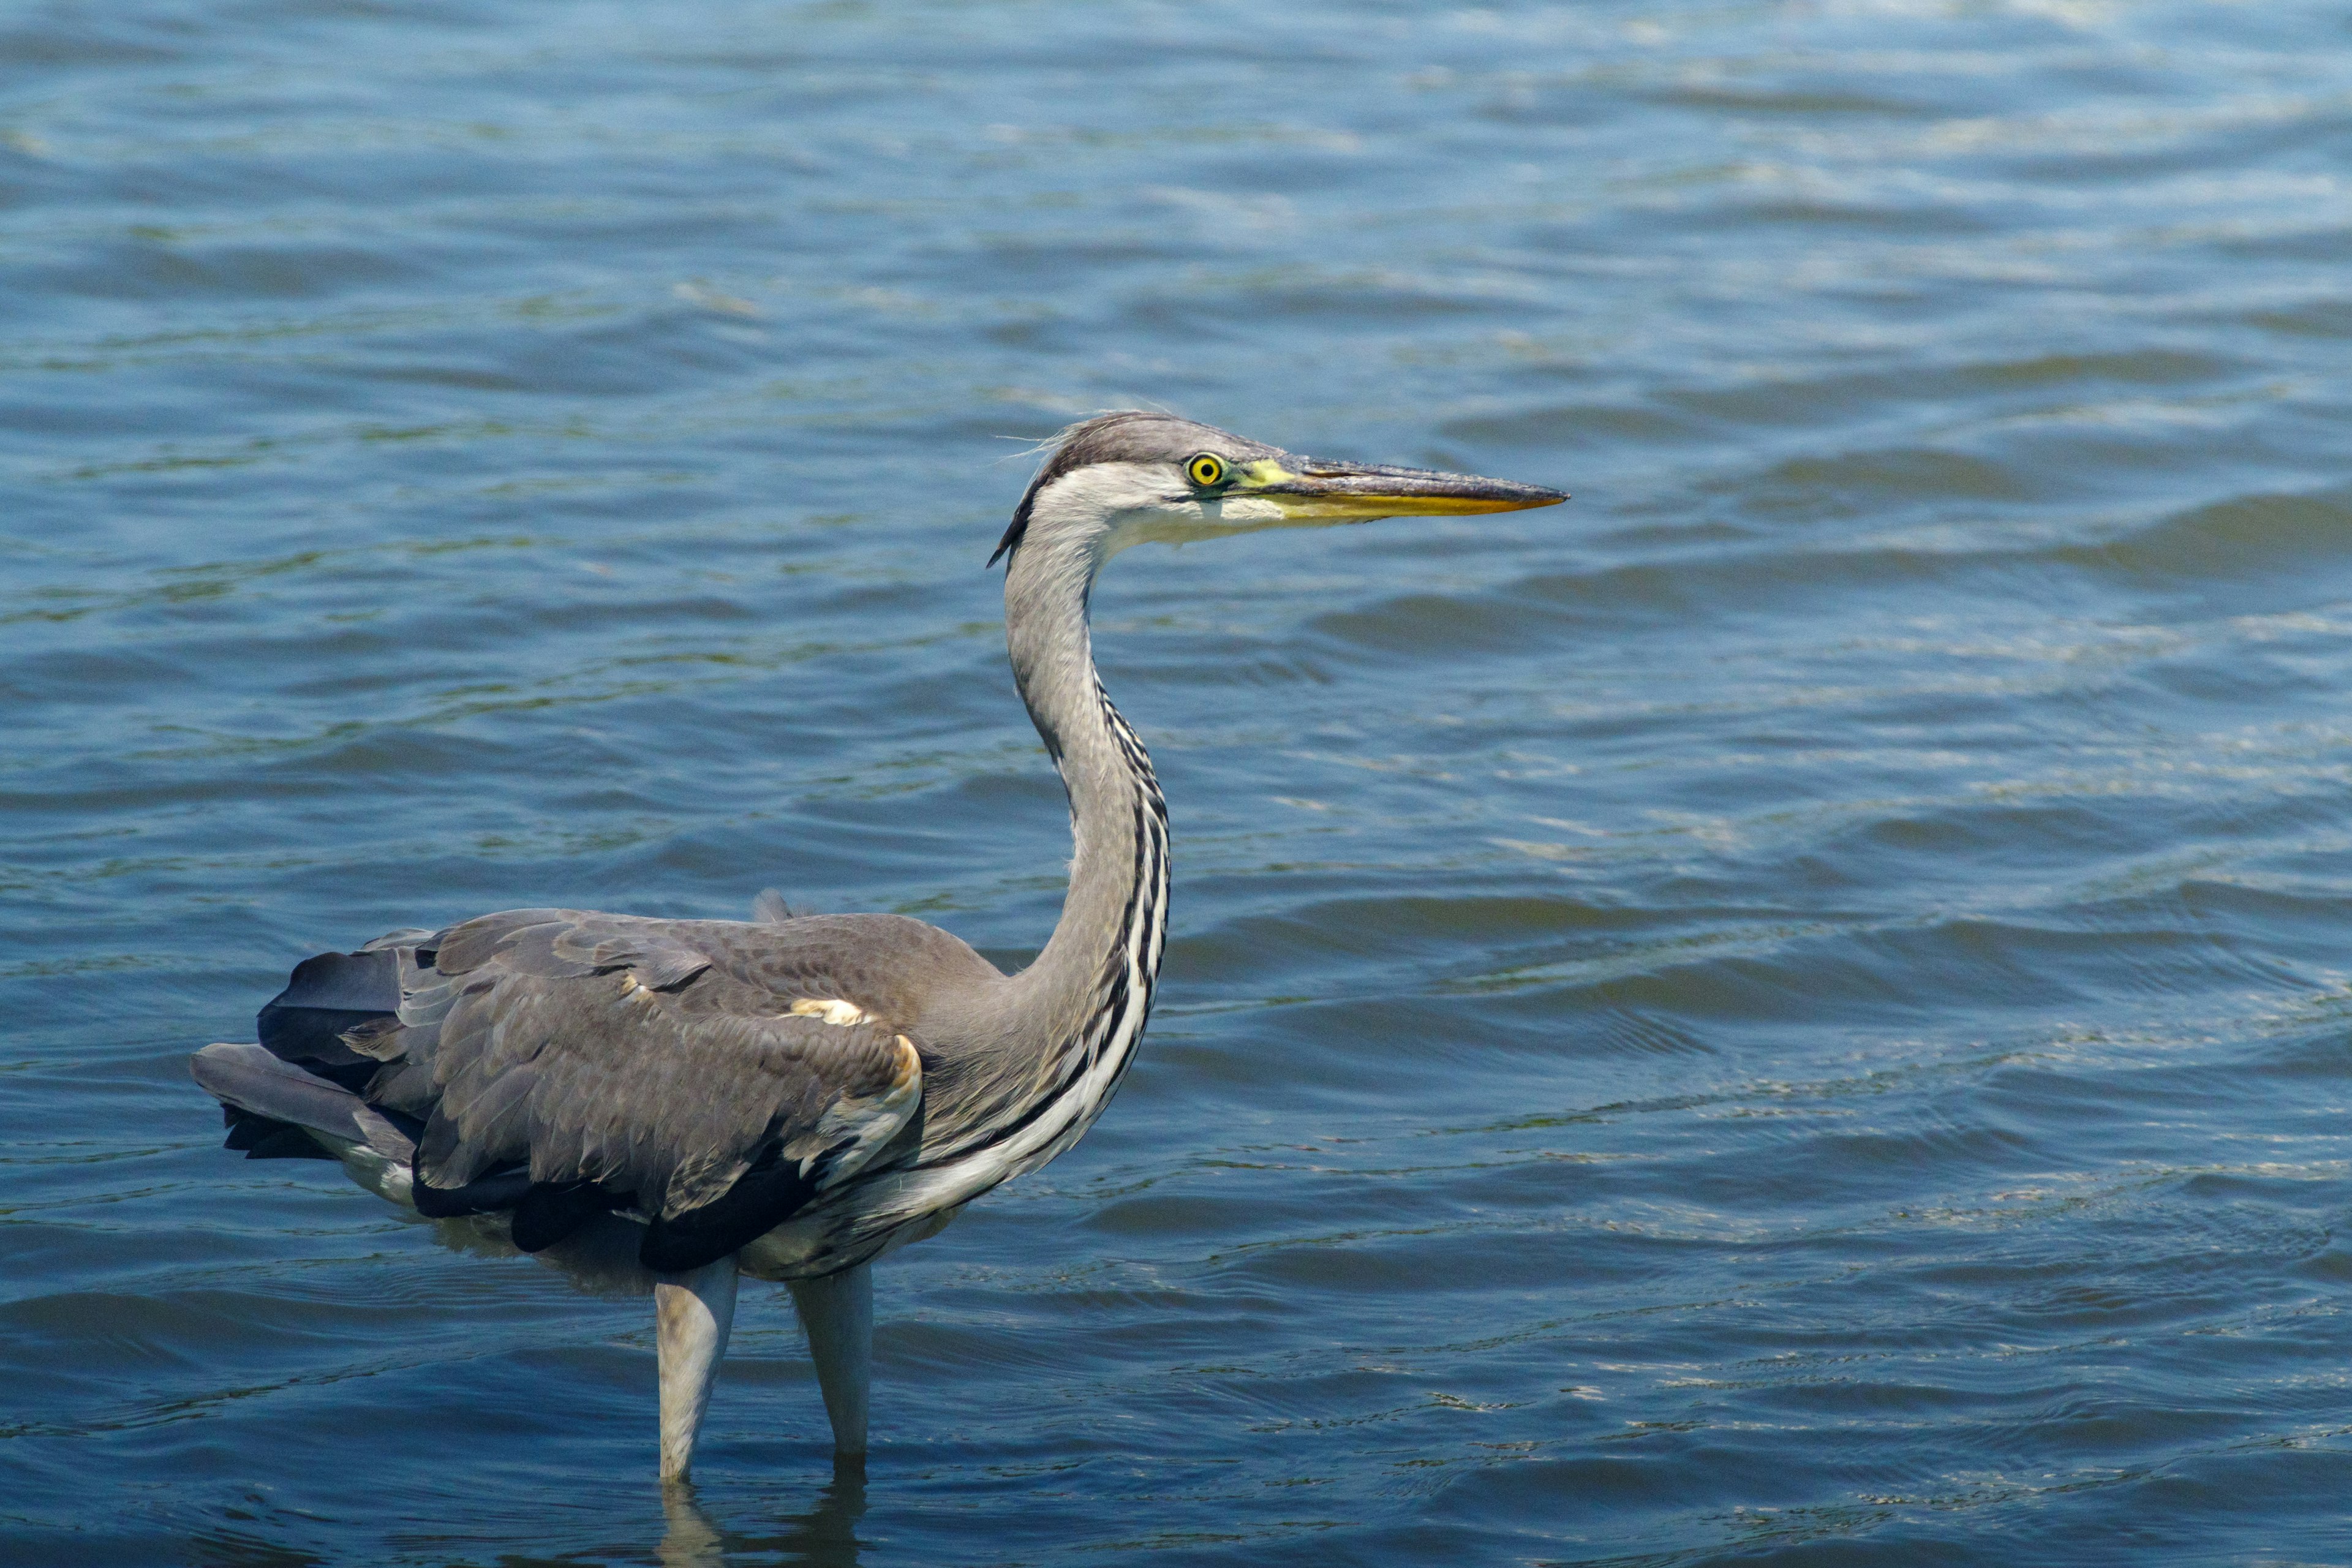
[192,1043,416,1163]
[339,911,968,1223]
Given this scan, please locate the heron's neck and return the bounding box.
[1002,534,1167,1036]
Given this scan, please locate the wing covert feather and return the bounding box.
[224,905,987,1269]
[407,910,926,1224]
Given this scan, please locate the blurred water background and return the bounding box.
[6,1,2352,1562]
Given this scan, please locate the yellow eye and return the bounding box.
[1187,453,1226,488]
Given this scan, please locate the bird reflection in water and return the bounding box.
[660,1464,867,1568]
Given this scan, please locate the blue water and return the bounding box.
[6,1,2352,1562]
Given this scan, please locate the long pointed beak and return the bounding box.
[1245,458,1566,522]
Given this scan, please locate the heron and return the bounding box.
[189,411,1565,1481]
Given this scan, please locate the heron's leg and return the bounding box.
[786,1263,873,1457]
[656,1254,741,1482]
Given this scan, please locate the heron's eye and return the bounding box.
[1186,453,1227,489]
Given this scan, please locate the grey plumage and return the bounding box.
[412,913,939,1221]
[191,1041,416,1164]
[190,412,1564,1478]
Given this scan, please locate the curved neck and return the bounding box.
[1001,532,1166,1030]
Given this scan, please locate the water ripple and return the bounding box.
[6,0,2352,1564]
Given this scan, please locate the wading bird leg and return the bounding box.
[656,1254,741,1482]
[787,1263,873,1458]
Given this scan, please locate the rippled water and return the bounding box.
[7,1,2352,1562]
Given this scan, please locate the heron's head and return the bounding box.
[989,412,1564,570]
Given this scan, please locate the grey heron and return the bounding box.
[189,412,1565,1481]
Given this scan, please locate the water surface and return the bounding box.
[6,1,2352,1563]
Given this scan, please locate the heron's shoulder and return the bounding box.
[682,912,1006,1020]
[429,907,995,1018]
[412,906,1002,1041]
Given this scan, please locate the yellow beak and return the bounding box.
[1240,458,1567,521]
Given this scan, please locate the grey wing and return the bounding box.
[244,908,922,1272]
